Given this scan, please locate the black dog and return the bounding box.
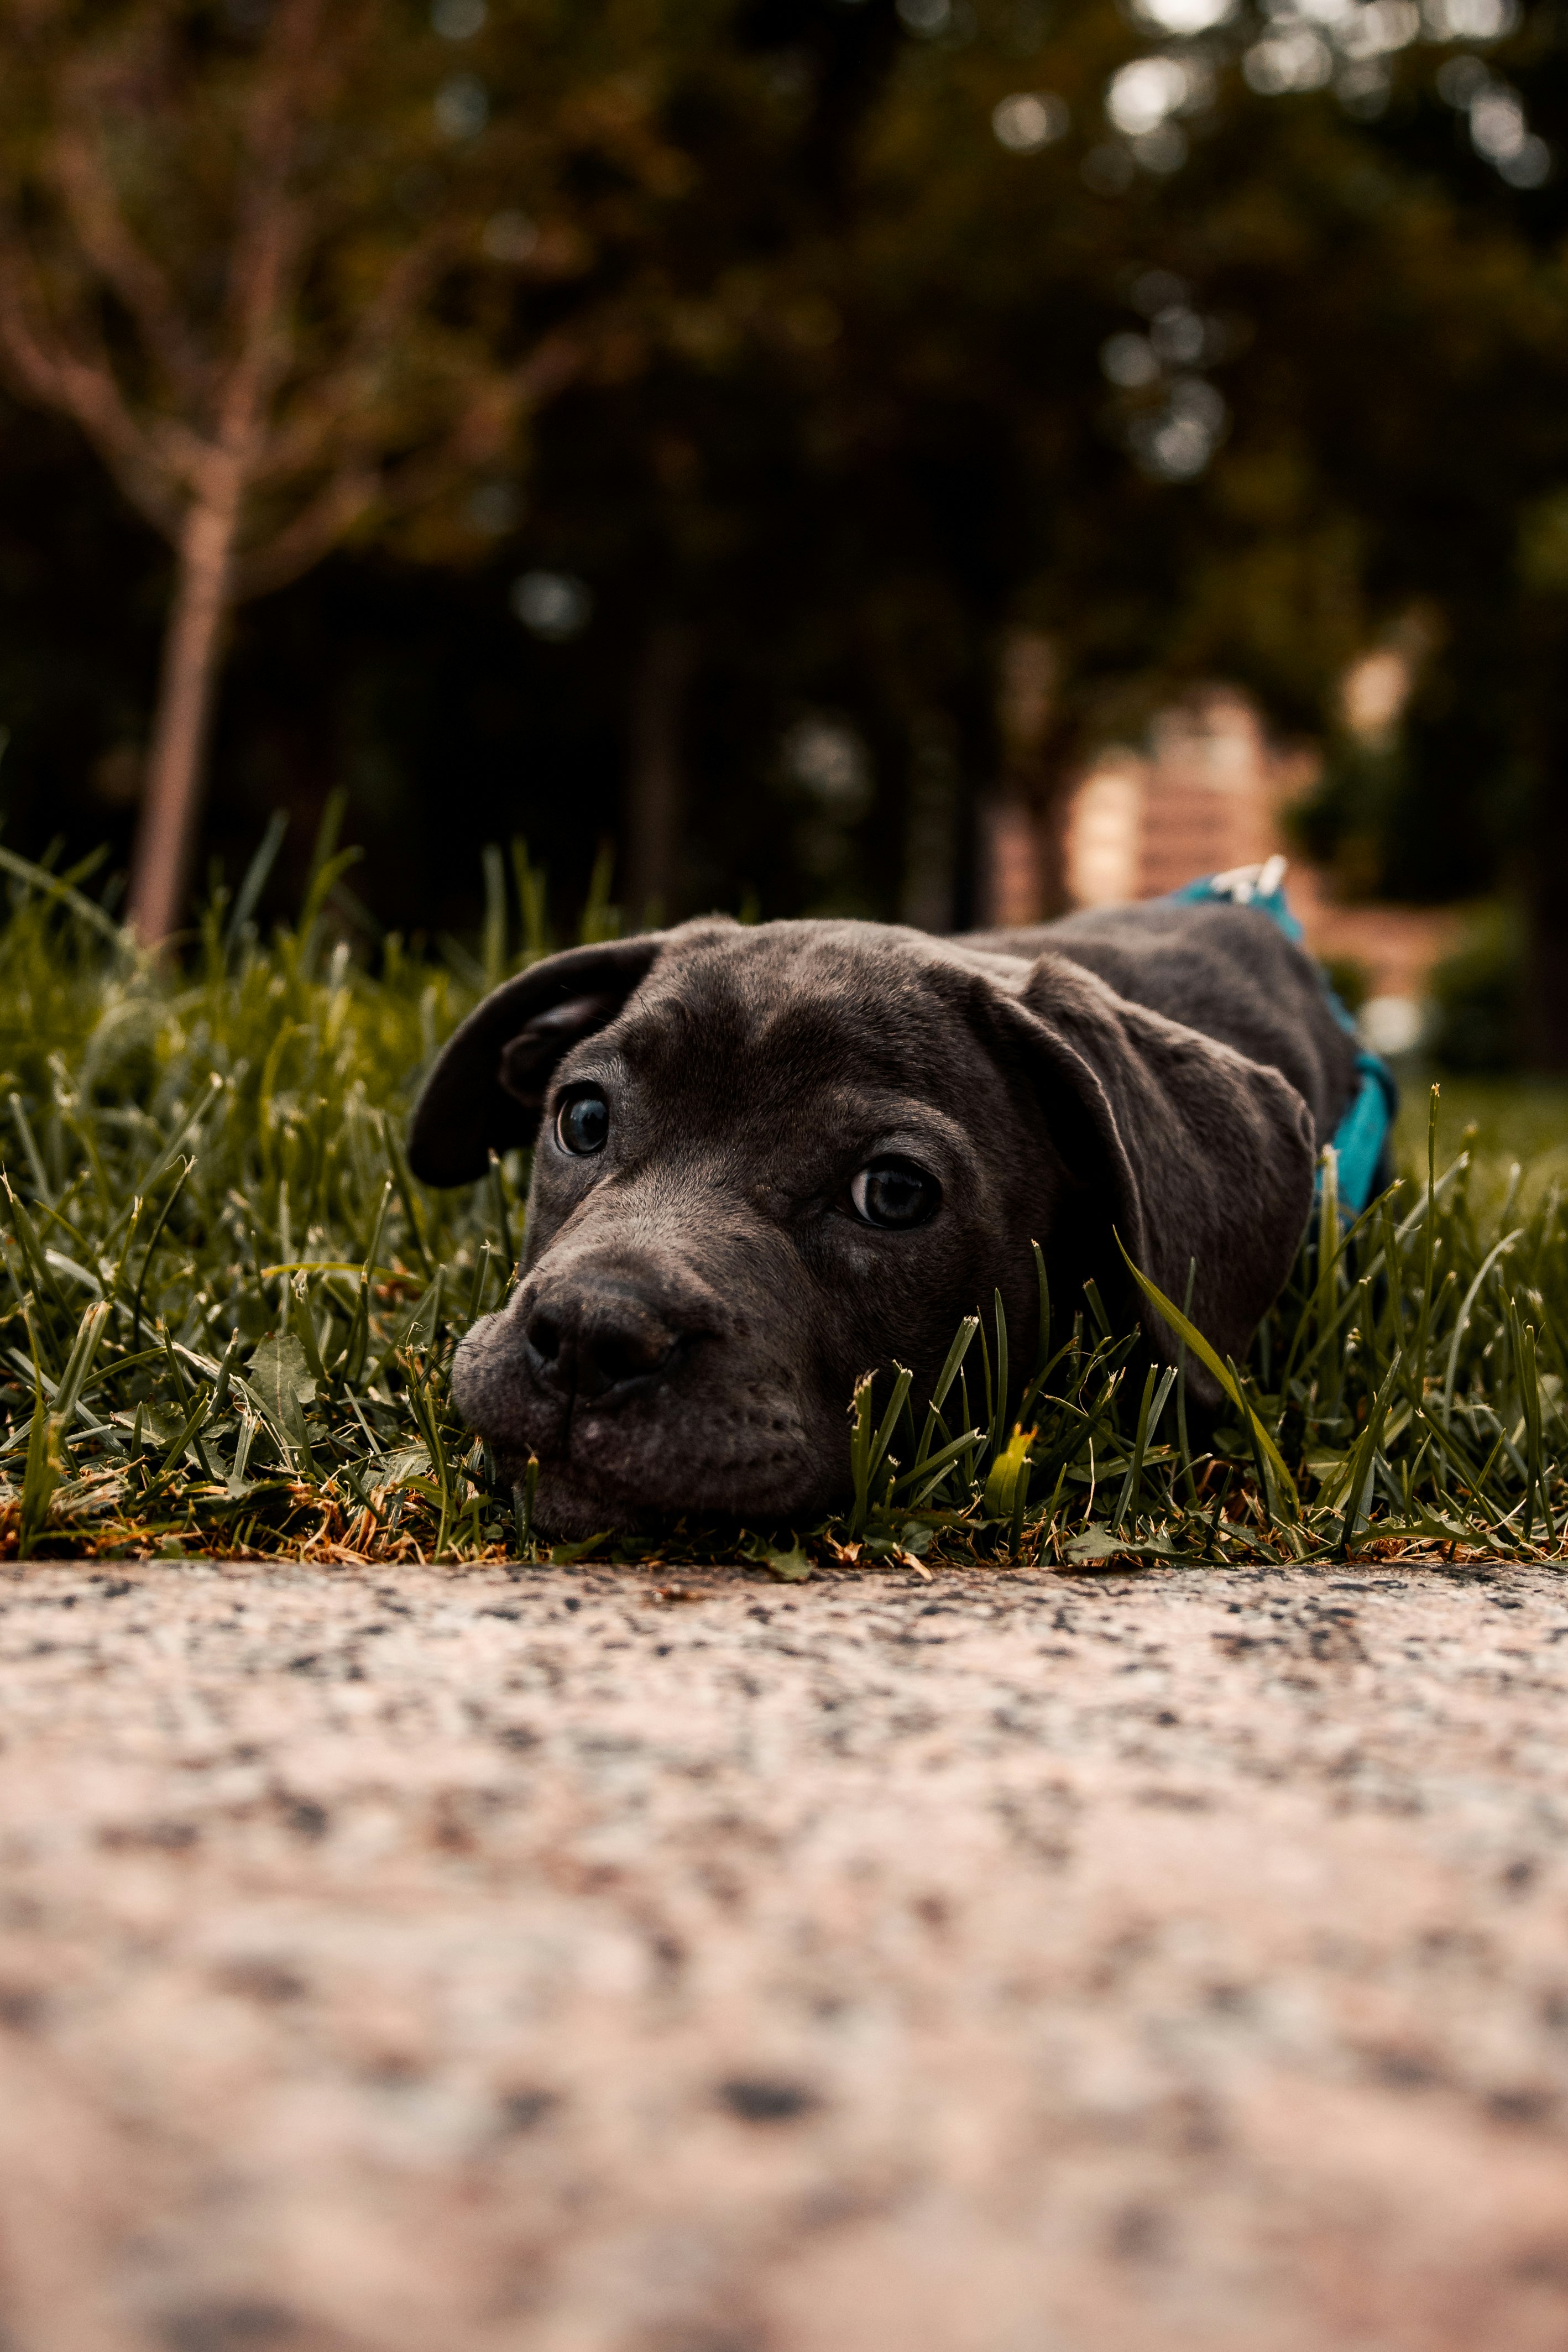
[408,898,1356,1536]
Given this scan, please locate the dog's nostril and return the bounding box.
[526,1311,563,1364]
[583,1325,678,1395]
[523,1289,688,1400]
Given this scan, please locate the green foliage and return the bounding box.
[1318,954,1370,1017]
[1520,490,1568,601]
[2,845,1567,1574]
[1427,898,1526,1074]
[0,834,504,1561]
[1397,1073,1568,1197]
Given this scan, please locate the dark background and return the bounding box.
[3,0,1566,1053]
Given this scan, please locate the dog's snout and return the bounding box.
[523,1284,686,1403]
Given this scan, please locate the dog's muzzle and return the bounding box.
[520,1279,691,1405]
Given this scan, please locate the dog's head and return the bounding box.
[409,916,1314,1536]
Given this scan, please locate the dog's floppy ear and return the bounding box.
[407,934,663,1185]
[994,952,1316,1384]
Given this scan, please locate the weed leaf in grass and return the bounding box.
[1064,1524,1177,1566]
[381,1445,433,1487]
[765,1540,814,1583]
[981,1423,1033,1522]
[246,1333,317,1446]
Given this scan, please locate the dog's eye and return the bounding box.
[849,1157,940,1230]
[556,1089,609,1156]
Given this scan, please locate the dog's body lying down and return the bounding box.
[409,898,1358,1536]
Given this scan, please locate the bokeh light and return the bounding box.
[511,572,593,641]
[482,210,539,264]
[1130,0,1237,31]
[1105,56,1191,136]
[434,74,488,140]
[992,92,1071,150]
[431,0,486,37]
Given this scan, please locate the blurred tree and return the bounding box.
[842,0,1568,913]
[506,0,1568,947]
[0,0,695,940]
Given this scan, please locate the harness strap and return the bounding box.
[1167,862,1397,1217]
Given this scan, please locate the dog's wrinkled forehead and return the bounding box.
[587,923,1015,1130]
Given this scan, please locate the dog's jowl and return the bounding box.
[408,898,1357,1536]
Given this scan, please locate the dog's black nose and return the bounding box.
[524,1287,684,1402]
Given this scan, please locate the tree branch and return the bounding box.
[51,57,208,410]
[0,228,182,540]
[510,326,589,416]
[228,461,380,601]
[255,220,467,487]
[374,327,589,511]
[231,325,587,600]
[215,0,336,452]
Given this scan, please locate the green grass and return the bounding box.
[2,833,1566,1576]
[1395,1076,1568,1215]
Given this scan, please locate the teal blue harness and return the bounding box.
[1169,870,1397,1217]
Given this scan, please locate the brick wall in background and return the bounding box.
[1059,687,1462,1042]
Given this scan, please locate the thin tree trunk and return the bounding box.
[127,490,240,945]
[1028,717,1086,918]
[977,628,1060,927]
[624,621,696,926]
[899,711,960,933]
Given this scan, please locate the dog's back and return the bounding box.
[964,898,1358,1149]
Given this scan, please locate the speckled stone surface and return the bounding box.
[2,1557,1568,2352]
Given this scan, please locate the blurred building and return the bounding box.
[1054,684,1461,1053]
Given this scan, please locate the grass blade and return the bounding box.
[1117,1238,1300,1518]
